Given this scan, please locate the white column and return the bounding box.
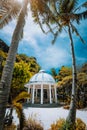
[49,84,52,104]
[52,88,54,103]
[54,86,57,103]
[41,84,43,104]
[27,85,30,103]
[32,85,35,104]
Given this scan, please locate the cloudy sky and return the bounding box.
[0,0,87,71]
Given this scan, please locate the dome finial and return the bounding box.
[39,70,45,73]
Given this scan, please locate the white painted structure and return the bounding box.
[25,70,57,104]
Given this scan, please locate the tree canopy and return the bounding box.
[0,42,40,98]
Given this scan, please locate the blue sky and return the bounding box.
[0,0,87,71]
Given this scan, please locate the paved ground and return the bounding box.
[13,105,87,130]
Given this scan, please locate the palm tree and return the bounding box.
[0,0,42,129]
[0,0,28,129]
[30,0,87,128]
[52,1,87,128]
[50,68,58,81]
[4,91,30,130]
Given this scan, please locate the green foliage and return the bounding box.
[57,64,87,88]
[12,91,30,103]
[0,0,21,29]
[77,72,87,86]
[0,50,7,59]
[11,61,31,98]
[0,48,40,100]
[30,0,87,43]
[16,54,40,75]
[5,91,30,129]
[11,54,40,98]
[56,63,87,108]
[49,118,86,130]
[81,63,87,73]
[51,68,58,81]
[58,75,72,87]
[76,118,86,130]
[13,61,31,81]
[76,100,84,109]
[0,50,7,78]
[61,120,76,130]
[49,118,65,130]
[57,66,72,81]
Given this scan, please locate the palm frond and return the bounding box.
[49,0,58,15]
[58,0,66,13]
[30,0,50,33]
[72,0,79,9]
[30,0,61,28]
[62,12,87,24]
[51,68,57,76]
[58,0,78,13]
[52,31,59,44]
[30,0,47,15]
[77,10,87,20]
[52,26,62,44]
[32,11,46,33]
[74,1,87,12]
[14,102,26,129]
[82,1,87,8]
[13,91,30,103]
[70,23,85,44]
[67,0,78,13]
[42,15,55,35]
[0,0,21,29]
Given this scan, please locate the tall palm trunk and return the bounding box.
[0,0,28,129]
[66,25,77,128]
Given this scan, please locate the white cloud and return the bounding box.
[18,10,47,51]
[1,7,66,49]
[2,20,16,36]
[24,11,46,38]
[24,37,40,52]
[37,45,70,69]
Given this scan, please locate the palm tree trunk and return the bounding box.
[0,0,28,129]
[66,25,77,128]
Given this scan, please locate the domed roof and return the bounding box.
[29,70,55,84]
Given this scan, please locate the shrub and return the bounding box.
[49,118,86,130]
[63,105,70,109]
[76,118,86,130]
[4,123,16,130]
[23,115,43,130]
[76,101,84,109]
[49,118,65,130]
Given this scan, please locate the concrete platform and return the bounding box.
[23,103,64,108]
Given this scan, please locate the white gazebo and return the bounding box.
[25,70,57,104]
